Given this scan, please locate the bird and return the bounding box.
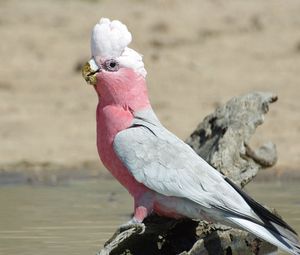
[82,18,300,254]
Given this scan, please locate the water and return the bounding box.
[0,179,299,255]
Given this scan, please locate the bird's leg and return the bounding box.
[119,206,147,233]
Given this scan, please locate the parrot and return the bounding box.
[81,18,300,254]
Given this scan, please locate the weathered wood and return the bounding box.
[97,92,279,255]
[186,91,278,187]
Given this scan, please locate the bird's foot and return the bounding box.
[119,218,146,234]
[104,218,145,248]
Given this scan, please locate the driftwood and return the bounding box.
[97,92,279,255]
[186,91,278,188]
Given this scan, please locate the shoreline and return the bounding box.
[1,161,299,186]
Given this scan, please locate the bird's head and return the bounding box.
[82,18,149,110]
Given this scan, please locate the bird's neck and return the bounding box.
[95,68,151,111]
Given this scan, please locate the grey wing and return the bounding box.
[113,113,300,253]
[113,118,247,212]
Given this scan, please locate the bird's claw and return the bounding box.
[104,221,145,247]
[119,222,146,234]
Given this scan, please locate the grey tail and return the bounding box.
[225,177,300,255]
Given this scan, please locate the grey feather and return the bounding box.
[114,108,254,216]
[113,108,300,254]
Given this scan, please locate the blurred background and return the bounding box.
[0,0,299,254]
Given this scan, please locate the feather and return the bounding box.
[113,107,300,254]
[90,18,147,77]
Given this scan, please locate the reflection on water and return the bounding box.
[0,179,299,255]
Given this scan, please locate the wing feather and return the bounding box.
[113,116,248,213]
[112,110,300,254]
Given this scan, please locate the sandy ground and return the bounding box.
[0,0,299,178]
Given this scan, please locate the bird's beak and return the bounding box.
[81,58,100,85]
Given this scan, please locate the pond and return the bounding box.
[0,179,299,255]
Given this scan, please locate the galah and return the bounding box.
[82,18,300,254]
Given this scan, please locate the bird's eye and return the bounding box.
[104,59,119,72]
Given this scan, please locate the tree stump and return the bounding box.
[97,92,279,255]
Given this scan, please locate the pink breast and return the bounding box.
[96,104,148,197]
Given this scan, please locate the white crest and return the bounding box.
[91,18,147,77]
